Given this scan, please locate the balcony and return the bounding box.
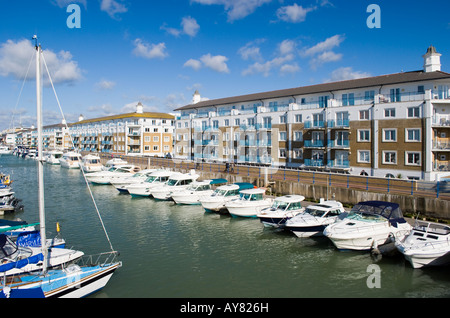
[432,140,450,151]
[304,159,324,167]
[432,115,450,127]
[304,140,324,148]
[327,139,350,148]
[304,121,325,129]
[328,119,349,128]
[327,159,350,168]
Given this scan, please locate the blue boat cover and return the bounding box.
[0,253,44,273]
[0,287,45,298]
[234,182,255,190]
[211,178,228,184]
[16,231,42,247]
[352,201,404,220]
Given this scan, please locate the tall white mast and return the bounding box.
[35,36,48,274]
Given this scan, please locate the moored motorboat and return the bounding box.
[59,152,82,169]
[112,169,157,193]
[103,157,128,171]
[85,164,141,185]
[45,150,63,165]
[395,220,450,268]
[285,200,346,237]
[225,188,273,218]
[257,195,305,228]
[171,179,227,205]
[126,170,176,197]
[323,201,411,251]
[80,154,103,172]
[150,171,200,200]
[200,183,255,213]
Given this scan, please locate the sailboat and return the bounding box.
[0,38,121,298]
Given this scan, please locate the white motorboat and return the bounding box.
[150,171,200,200]
[285,200,347,237]
[126,170,176,197]
[0,146,12,155]
[85,164,141,185]
[225,188,273,218]
[103,157,128,171]
[24,149,37,159]
[59,152,82,169]
[200,183,255,213]
[257,195,305,228]
[171,179,227,205]
[80,154,104,172]
[45,150,63,165]
[323,201,412,251]
[112,169,157,193]
[395,220,450,268]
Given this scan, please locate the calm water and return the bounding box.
[1,154,449,298]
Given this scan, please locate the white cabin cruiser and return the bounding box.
[323,201,411,251]
[257,195,305,228]
[225,188,273,218]
[45,150,63,165]
[0,146,12,155]
[150,171,200,200]
[171,179,227,205]
[395,221,450,268]
[59,152,82,169]
[285,200,346,237]
[80,154,104,172]
[85,164,141,185]
[200,183,255,213]
[103,157,128,171]
[112,169,157,193]
[126,170,176,197]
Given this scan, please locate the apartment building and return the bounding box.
[174,46,450,181]
[13,103,175,157]
[68,103,175,156]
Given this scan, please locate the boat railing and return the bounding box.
[75,251,120,267]
[400,237,450,252]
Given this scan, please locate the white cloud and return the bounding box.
[242,53,294,77]
[162,16,200,38]
[276,4,316,23]
[280,63,301,75]
[184,59,203,71]
[100,0,127,19]
[95,79,116,90]
[191,0,271,22]
[278,39,296,55]
[326,67,371,82]
[200,54,230,73]
[51,0,87,8]
[132,39,168,59]
[302,34,344,57]
[184,54,230,73]
[0,39,82,84]
[310,51,342,69]
[237,39,265,61]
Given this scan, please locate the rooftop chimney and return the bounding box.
[136,102,144,114]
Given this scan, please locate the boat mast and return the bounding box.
[34,36,48,274]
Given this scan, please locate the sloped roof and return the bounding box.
[70,112,175,126]
[175,70,450,111]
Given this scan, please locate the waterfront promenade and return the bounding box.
[95,153,450,221]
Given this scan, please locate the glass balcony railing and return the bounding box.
[304,140,324,148]
[327,160,350,168]
[304,121,325,129]
[304,159,324,167]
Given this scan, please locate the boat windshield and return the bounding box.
[241,193,262,201]
[167,179,179,186]
[145,176,157,183]
[272,200,289,211]
[347,211,385,222]
[305,207,326,217]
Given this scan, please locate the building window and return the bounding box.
[153,145,159,151]
[235,118,240,126]
[184,122,189,128]
[213,120,219,129]
[408,106,420,118]
[295,114,302,123]
[390,88,401,102]
[279,131,287,141]
[294,131,303,141]
[358,150,370,163]
[342,93,354,106]
[164,136,170,142]
[406,152,421,166]
[405,128,421,142]
[144,136,150,142]
[279,148,287,158]
[384,108,395,118]
[153,136,159,142]
[383,129,397,142]
[359,110,370,120]
[365,90,375,101]
[319,96,328,108]
[293,148,303,159]
[280,115,287,124]
[418,85,425,94]
[224,119,229,126]
[358,129,370,142]
[247,118,255,126]
[383,151,397,164]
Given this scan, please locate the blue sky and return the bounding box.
[0,0,449,131]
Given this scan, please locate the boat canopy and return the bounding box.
[210,178,227,185]
[351,201,405,222]
[234,182,256,190]
[16,231,42,247]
